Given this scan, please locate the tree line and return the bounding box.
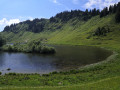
[50,2,120,23]
[3,2,120,33]
[100,2,120,20]
[50,8,100,22]
[4,18,48,33]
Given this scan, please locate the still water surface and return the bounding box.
[0,45,112,74]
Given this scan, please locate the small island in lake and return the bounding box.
[1,40,56,54]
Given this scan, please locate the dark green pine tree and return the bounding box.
[115,7,120,23]
[104,7,109,16]
[96,9,100,15]
[100,11,104,18]
[113,4,117,13]
[91,8,97,16]
[109,5,113,14]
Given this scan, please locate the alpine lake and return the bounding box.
[0,45,112,74]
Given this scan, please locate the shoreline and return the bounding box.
[0,44,116,75]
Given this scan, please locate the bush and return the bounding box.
[7,46,14,52]
[94,27,110,36]
[35,45,41,53]
[0,35,6,47]
[41,46,56,54]
[7,73,16,75]
[51,71,58,74]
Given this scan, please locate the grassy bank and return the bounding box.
[1,76,120,90]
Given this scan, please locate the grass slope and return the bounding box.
[1,76,120,90]
[2,14,120,46]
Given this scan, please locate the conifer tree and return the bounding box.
[115,7,120,23]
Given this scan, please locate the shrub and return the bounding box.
[34,45,41,53]
[0,35,6,47]
[94,27,110,36]
[0,72,2,75]
[7,73,16,75]
[51,71,58,74]
[41,46,56,54]
[7,46,14,52]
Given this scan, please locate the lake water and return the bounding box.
[0,45,112,74]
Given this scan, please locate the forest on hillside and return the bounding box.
[3,2,120,33]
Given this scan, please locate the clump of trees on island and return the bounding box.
[2,40,56,54]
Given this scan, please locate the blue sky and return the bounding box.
[0,0,120,31]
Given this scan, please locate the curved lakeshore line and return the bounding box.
[79,47,118,70]
[47,44,117,71]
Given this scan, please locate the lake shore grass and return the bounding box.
[2,76,120,90]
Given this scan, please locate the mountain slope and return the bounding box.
[2,2,120,45]
[1,14,120,47]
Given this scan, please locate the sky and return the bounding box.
[0,0,120,31]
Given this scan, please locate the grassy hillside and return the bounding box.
[2,14,120,46]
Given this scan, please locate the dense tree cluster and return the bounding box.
[26,18,47,33]
[4,18,48,33]
[50,9,100,22]
[100,2,120,18]
[94,27,110,36]
[4,24,18,33]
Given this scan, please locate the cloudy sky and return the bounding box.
[0,0,120,31]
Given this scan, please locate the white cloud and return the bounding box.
[51,0,62,5]
[50,0,70,10]
[72,0,79,4]
[0,18,20,26]
[51,0,79,5]
[0,18,20,31]
[53,0,57,3]
[84,0,120,10]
